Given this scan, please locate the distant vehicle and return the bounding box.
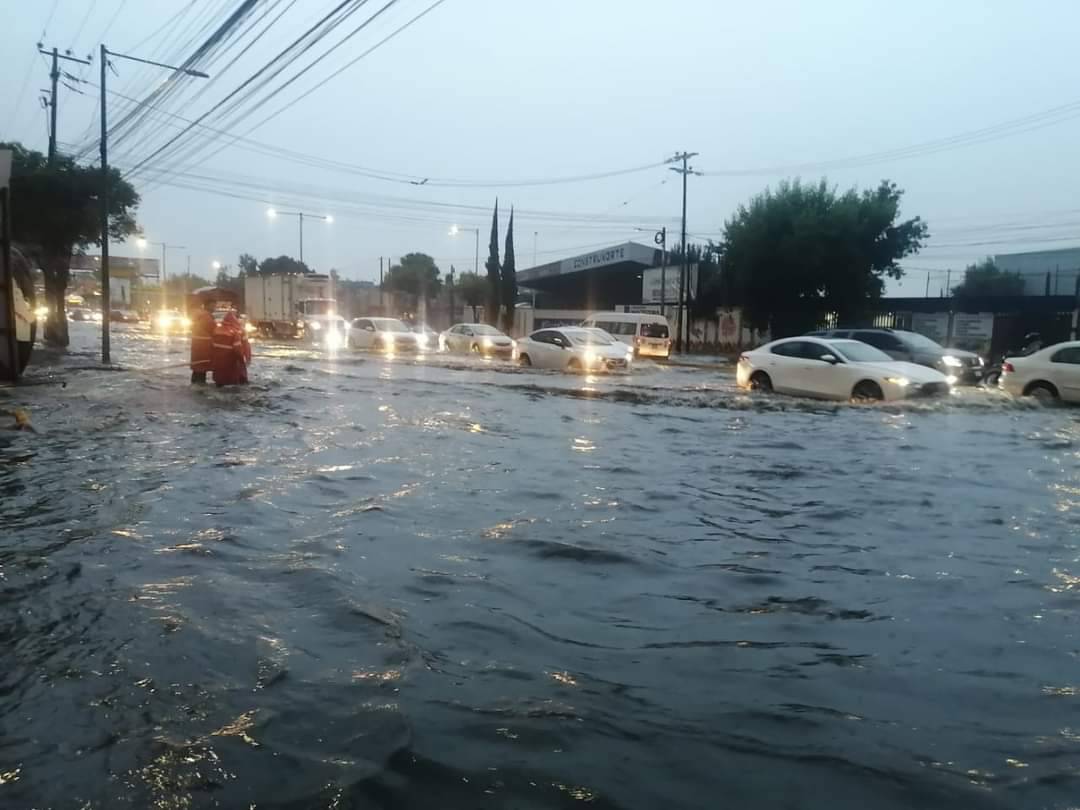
[999,341,1080,403]
[68,307,90,322]
[440,323,514,356]
[581,312,672,359]
[154,308,191,333]
[738,337,952,401]
[807,328,983,384]
[515,326,633,372]
[349,317,426,353]
[244,272,336,338]
[109,309,140,323]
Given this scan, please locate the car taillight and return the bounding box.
[634,336,642,344]
[1003,362,1014,373]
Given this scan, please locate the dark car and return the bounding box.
[807,328,984,384]
[109,309,141,323]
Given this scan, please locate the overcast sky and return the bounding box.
[3,0,1080,297]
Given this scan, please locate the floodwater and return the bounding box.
[2,323,1079,809]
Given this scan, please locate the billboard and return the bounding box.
[642,263,697,304]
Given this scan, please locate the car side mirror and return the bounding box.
[820,354,840,364]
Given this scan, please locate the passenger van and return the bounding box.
[581,312,672,359]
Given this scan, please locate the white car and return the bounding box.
[515,326,633,373]
[349,317,428,353]
[1000,341,1080,403]
[737,337,952,401]
[440,323,514,357]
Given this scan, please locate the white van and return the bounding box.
[581,312,672,359]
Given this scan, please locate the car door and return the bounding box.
[521,331,553,367]
[1049,346,1080,402]
[764,340,810,394]
[798,341,853,399]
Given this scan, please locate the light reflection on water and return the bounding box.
[1,324,1079,809]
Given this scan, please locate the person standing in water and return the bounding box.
[210,311,252,386]
[190,300,215,384]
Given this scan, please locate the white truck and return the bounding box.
[243,272,347,347]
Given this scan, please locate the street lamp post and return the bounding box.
[449,224,479,276]
[267,208,332,264]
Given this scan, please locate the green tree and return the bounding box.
[3,141,140,347]
[384,253,442,299]
[952,258,1025,297]
[719,179,927,334]
[485,200,501,325]
[456,271,487,321]
[238,253,258,276]
[258,255,310,275]
[501,206,517,332]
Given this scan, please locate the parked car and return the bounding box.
[738,336,952,401]
[515,326,633,373]
[581,312,672,358]
[807,328,983,384]
[440,323,514,356]
[349,317,425,352]
[999,341,1080,403]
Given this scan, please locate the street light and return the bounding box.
[211,260,222,271]
[266,208,331,263]
[449,224,480,277]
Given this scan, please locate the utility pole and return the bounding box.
[98,44,208,363]
[654,226,667,312]
[945,268,952,297]
[533,231,538,267]
[925,271,930,298]
[669,151,699,354]
[39,47,91,165]
[299,212,304,263]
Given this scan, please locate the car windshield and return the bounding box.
[373,319,410,332]
[895,331,944,352]
[641,322,669,338]
[470,325,501,336]
[833,340,893,363]
[568,331,614,346]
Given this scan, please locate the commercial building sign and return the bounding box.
[557,242,655,277]
[911,312,949,342]
[952,312,994,341]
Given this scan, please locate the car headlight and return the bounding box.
[625,351,634,362]
[482,337,493,348]
[885,376,910,387]
[181,316,192,329]
[941,355,962,368]
[244,322,256,334]
[945,374,958,386]
[416,333,429,349]
[34,305,49,320]
[325,330,343,349]
[583,350,598,365]
[309,321,322,330]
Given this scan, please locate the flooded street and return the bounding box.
[3,323,1080,809]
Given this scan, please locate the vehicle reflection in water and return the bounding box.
[2,323,1079,809]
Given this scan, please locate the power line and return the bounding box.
[700,98,1080,177]
[69,0,101,55]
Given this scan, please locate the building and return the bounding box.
[517,241,661,309]
[993,247,1080,296]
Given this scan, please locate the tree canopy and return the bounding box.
[501,206,517,332]
[718,179,927,334]
[257,255,310,275]
[3,141,140,346]
[384,253,442,298]
[951,258,1025,297]
[456,271,487,320]
[238,253,258,275]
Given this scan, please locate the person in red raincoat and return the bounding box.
[211,311,252,386]
[189,301,215,384]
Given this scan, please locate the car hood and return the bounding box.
[854,361,949,383]
[580,343,631,358]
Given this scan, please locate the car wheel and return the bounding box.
[749,371,772,392]
[981,369,1001,387]
[567,358,582,372]
[852,380,884,402]
[518,353,531,367]
[1024,381,1059,402]
[471,343,481,353]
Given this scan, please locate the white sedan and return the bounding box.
[737,337,952,401]
[1000,341,1080,403]
[440,323,515,357]
[515,326,633,373]
[349,317,429,353]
